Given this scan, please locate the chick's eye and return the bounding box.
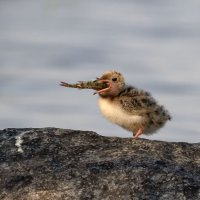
[112,78,117,82]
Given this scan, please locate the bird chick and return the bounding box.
[96,70,171,139]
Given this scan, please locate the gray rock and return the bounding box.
[0,128,200,200]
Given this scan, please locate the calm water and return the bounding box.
[0,0,200,143]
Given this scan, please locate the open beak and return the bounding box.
[93,78,111,95]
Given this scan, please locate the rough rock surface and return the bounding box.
[0,128,200,200]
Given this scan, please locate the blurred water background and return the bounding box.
[0,0,200,143]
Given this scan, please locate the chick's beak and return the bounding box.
[95,78,111,94]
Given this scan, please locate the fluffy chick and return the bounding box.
[96,70,171,139]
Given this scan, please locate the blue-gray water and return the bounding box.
[0,0,200,143]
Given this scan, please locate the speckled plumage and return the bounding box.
[96,70,171,139]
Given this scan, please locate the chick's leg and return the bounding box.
[133,128,142,140]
